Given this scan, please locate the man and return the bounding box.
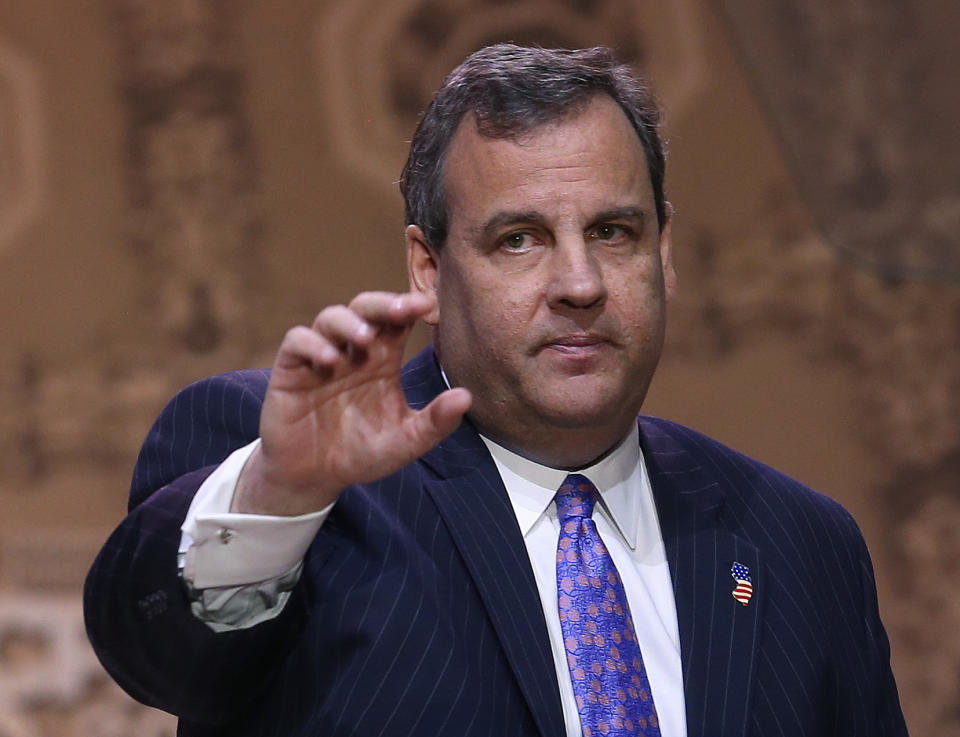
[85,44,907,736]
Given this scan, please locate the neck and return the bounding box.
[470,417,634,470]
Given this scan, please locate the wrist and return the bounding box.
[231,445,342,515]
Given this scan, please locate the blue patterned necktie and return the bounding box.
[556,474,661,737]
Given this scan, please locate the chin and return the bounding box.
[531,377,647,425]
[532,396,638,432]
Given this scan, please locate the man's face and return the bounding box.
[408,94,676,467]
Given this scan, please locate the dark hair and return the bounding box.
[399,44,667,249]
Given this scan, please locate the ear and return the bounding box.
[659,202,678,302]
[406,224,441,324]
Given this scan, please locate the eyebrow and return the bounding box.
[480,210,549,240]
[588,206,647,225]
[479,205,648,240]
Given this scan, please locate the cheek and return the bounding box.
[610,283,666,340]
[438,275,508,356]
[475,294,528,355]
[449,266,535,328]
[608,256,665,302]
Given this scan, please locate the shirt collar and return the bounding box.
[479,424,644,550]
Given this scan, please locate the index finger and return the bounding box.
[347,291,436,325]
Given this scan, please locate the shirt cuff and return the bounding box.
[179,439,332,589]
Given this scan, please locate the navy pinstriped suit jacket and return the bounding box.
[85,346,907,736]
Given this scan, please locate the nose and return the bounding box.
[545,238,608,311]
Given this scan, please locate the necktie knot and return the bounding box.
[556,473,599,522]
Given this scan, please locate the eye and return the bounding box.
[499,231,536,252]
[588,224,627,242]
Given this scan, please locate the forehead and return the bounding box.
[443,95,653,223]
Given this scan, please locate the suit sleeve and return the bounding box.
[83,370,310,725]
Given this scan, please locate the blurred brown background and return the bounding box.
[1,1,958,735]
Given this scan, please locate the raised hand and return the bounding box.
[232,291,471,516]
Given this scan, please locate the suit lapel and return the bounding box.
[402,349,565,737]
[401,350,763,736]
[640,418,763,737]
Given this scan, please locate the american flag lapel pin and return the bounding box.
[731,562,753,606]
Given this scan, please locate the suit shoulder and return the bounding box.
[638,415,862,542]
[145,368,271,443]
[177,367,272,401]
[129,368,271,508]
[151,368,271,431]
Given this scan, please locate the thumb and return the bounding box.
[405,387,472,455]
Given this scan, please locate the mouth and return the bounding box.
[537,333,613,356]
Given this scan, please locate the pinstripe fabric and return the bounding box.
[641,418,907,736]
[85,346,907,736]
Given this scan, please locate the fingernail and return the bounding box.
[355,323,372,339]
[322,345,339,362]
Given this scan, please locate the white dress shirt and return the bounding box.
[480,426,686,737]
[179,426,687,737]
